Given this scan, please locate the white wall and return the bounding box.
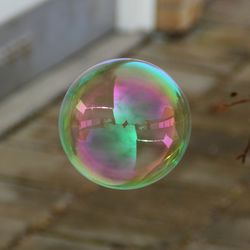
[0,0,48,25]
[116,0,157,32]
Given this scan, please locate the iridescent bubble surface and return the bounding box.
[59,58,191,189]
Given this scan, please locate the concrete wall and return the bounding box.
[0,0,115,100]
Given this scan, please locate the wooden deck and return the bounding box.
[0,1,250,249]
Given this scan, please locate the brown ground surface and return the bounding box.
[0,1,250,249]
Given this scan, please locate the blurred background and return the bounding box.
[0,0,250,249]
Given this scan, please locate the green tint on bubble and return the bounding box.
[59,58,191,190]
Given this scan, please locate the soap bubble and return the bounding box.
[59,58,191,189]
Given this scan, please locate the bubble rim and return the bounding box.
[59,58,192,190]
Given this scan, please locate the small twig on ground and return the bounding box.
[213,98,250,113]
[236,137,250,164]
[212,92,250,164]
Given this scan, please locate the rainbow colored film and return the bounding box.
[59,58,191,189]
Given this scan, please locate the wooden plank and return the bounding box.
[46,182,228,249]
[16,234,110,250]
[0,144,97,193]
[132,42,241,75]
[0,181,62,249]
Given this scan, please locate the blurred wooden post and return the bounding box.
[157,0,205,33]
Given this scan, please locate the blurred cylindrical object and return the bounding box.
[157,0,205,33]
